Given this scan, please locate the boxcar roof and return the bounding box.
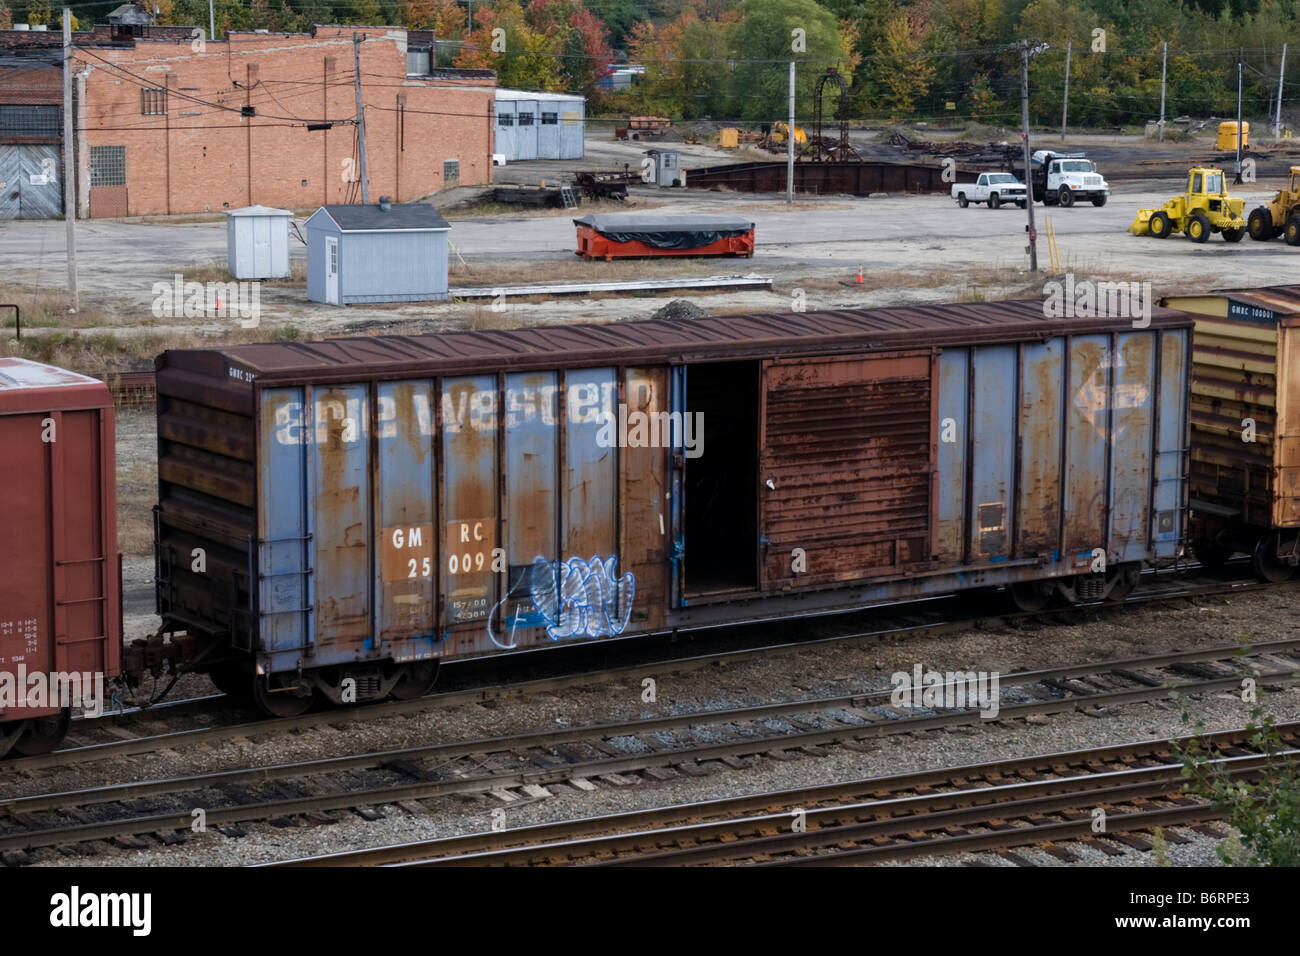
[158,298,1192,389]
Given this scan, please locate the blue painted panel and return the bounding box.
[259,387,309,656]
[308,384,372,657]
[1109,332,1155,563]
[935,349,968,564]
[441,375,498,626]
[375,380,437,648]
[1017,340,1063,556]
[1065,335,1110,558]
[564,367,617,558]
[968,345,1017,560]
[495,371,559,642]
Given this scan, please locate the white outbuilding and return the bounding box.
[225,205,292,280]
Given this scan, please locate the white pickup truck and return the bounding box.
[952,172,1029,209]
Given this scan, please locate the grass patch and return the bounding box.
[116,459,157,556]
[0,283,116,331]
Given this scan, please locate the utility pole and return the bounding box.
[786,61,795,203]
[1235,51,1244,184]
[353,33,371,204]
[1277,43,1287,141]
[1060,41,1070,142]
[1158,42,1167,143]
[62,8,77,311]
[208,0,214,44]
[1020,40,1039,273]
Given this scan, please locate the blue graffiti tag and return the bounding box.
[487,555,635,649]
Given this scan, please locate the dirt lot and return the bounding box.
[5,126,1300,376]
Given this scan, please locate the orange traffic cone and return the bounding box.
[856,266,864,283]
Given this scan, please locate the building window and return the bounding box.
[518,112,534,126]
[406,47,431,76]
[89,145,127,187]
[141,88,167,116]
[0,105,59,137]
[497,113,514,127]
[444,159,459,186]
[541,112,558,125]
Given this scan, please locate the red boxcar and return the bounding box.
[575,214,755,260]
[0,359,119,757]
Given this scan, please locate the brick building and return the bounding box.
[0,23,497,218]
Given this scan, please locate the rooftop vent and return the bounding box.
[378,196,392,212]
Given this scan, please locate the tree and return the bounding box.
[728,0,844,121]
[454,0,565,91]
[878,12,934,116]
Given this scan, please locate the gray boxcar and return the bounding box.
[150,300,1192,714]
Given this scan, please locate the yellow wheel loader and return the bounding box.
[1129,167,1247,243]
[1247,166,1300,243]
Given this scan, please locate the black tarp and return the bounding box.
[574,214,753,249]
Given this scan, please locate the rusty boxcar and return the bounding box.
[1160,286,1300,580]
[0,359,119,756]
[147,300,1192,714]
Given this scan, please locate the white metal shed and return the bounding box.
[225,205,292,280]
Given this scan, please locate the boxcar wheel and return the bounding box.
[1252,535,1295,583]
[1193,543,1234,573]
[11,709,71,757]
[1008,580,1051,612]
[390,661,440,701]
[252,675,314,717]
[209,661,254,702]
[1105,566,1140,603]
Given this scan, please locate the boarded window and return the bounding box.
[444,159,459,186]
[497,113,514,127]
[0,105,59,137]
[90,145,126,187]
[518,112,534,125]
[141,88,167,116]
[541,112,558,125]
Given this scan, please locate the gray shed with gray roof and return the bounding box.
[305,199,450,305]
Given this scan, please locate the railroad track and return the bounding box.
[273,724,1298,867]
[30,566,1286,773]
[1,636,1297,859]
[102,369,156,406]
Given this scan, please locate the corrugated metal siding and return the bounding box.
[934,328,1187,573]
[0,402,117,720]
[1278,324,1300,526]
[760,352,934,587]
[1187,316,1277,526]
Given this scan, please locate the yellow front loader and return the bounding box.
[1129,167,1247,243]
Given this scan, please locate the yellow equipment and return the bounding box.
[1217,121,1249,151]
[1248,166,1300,243]
[1128,167,1247,243]
[770,121,807,145]
[717,127,739,148]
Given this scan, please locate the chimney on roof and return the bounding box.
[378,196,392,212]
